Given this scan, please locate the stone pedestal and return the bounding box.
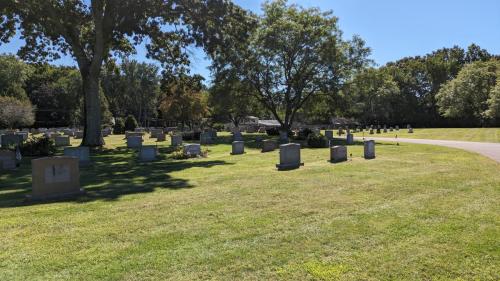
[346,133,354,145]
[330,146,347,163]
[139,146,158,162]
[183,144,201,157]
[276,143,303,170]
[127,136,143,149]
[0,150,17,170]
[30,156,83,201]
[261,140,278,153]
[55,136,71,147]
[171,135,183,146]
[231,141,245,155]
[63,147,90,166]
[364,140,376,159]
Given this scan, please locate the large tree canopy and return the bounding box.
[436,59,500,126]
[0,0,250,146]
[213,0,371,138]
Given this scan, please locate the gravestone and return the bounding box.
[337,128,344,136]
[408,127,414,133]
[1,134,23,148]
[276,143,303,170]
[17,132,29,141]
[231,141,245,155]
[330,145,347,163]
[63,147,90,166]
[30,156,83,200]
[171,135,183,146]
[150,129,164,139]
[127,136,143,149]
[364,140,376,159]
[125,131,144,139]
[233,131,244,142]
[63,129,75,137]
[369,129,374,135]
[396,125,400,131]
[139,145,158,162]
[389,127,394,132]
[0,150,17,170]
[74,131,84,139]
[135,128,146,133]
[346,133,354,145]
[376,128,381,134]
[262,139,278,153]
[324,130,334,140]
[208,129,217,139]
[55,136,71,147]
[200,132,213,145]
[183,143,201,157]
[156,133,166,142]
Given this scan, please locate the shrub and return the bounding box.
[20,136,57,156]
[114,117,125,134]
[266,127,280,136]
[124,115,138,131]
[307,133,327,148]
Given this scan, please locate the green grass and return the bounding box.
[1,133,499,280]
[353,128,500,143]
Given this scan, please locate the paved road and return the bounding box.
[356,137,500,163]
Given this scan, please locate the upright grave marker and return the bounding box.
[30,156,83,200]
[330,146,347,163]
[364,140,376,159]
[231,141,245,155]
[276,143,303,170]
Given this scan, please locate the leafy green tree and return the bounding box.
[0,54,31,100]
[113,117,125,134]
[102,59,161,126]
[208,69,262,127]
[124,115,138,132]
[1,0,249,146]
[0,96,35,129]
[436,60,500,126]
[218,0,370,136]
[159,74,208,129]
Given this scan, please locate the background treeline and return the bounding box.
[302,44,500,127]
[1,44,498,129]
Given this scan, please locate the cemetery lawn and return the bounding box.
[353,127,500,143]
[1,134,499,280]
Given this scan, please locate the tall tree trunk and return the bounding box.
[82,71,105,147]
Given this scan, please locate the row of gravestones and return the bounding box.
[6,131,378,201]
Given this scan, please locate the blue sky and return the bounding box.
[1,0,499,82]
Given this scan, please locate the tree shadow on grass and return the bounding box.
[0,148,232,208]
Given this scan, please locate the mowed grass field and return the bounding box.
[1,133,499,280]
[353,128,500,143]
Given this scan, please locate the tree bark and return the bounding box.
[81,71,105,147]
